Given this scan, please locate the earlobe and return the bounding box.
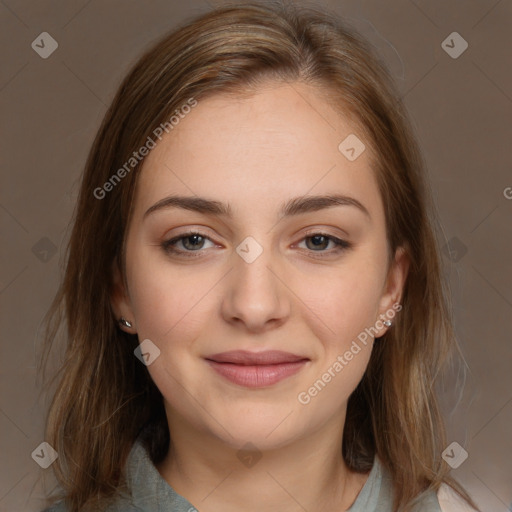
[110,261,136,333]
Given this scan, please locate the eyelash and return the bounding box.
[161,230,352,259]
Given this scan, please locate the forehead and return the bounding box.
[133,82,383,220]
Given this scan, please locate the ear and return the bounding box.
[375,246,409,336]
[110,260,137,334]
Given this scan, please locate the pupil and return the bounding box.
[308,235,328,250]
[185,235,203,249]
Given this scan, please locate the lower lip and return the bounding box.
[206,360,308,388]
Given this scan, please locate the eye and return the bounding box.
[161,231,216,256]
[161,230,352,259]
[296,232,352,256]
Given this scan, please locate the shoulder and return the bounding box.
[353,457,441,512]
[437,484,478,512]
[375,459,473,512]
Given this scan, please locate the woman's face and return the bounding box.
[112,81,408,450]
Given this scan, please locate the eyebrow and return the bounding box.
[143,193,370,220]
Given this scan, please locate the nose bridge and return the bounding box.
[233,235,279,303]
[221,234,290,330]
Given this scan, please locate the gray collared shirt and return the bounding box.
[44,438,441,511]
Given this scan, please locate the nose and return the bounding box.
[221,242,291,333]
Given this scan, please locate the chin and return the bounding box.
[206,408,305,450]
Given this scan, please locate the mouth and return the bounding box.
[204,350,310,388]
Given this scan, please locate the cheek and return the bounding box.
[294,270,379,411]
[294,257,385,347]
[127,248,214,345]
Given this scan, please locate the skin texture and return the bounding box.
[111,81,409,512]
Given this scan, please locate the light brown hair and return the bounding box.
[39,2,478,511]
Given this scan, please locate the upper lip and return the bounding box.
[205,350,309,365]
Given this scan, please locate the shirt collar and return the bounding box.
[125,437,197,512]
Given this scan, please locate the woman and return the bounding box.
[39,2,479,511]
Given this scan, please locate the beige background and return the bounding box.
[1,0,511,511]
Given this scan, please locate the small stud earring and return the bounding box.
[118,317,133,328]
[383,320,392,327]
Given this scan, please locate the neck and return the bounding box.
[156,409,370,512]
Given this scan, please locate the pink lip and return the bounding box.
[205,350,309,388]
